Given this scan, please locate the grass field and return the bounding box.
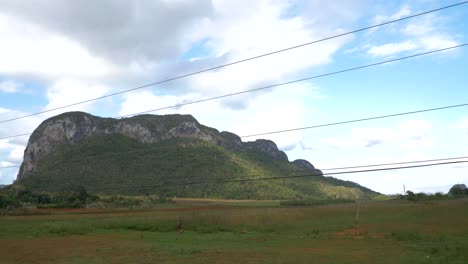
[1,199,468,263]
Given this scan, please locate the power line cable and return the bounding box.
[117,44,468,118]
[36,160,468,192]
[320,156,468,171]
[0,133,32,141]
[1,136,467,171]
[1,43,467,142]
[0,1,466,125]
[241,103,468,138]
[0,165,20,169]
[60,148,468,169]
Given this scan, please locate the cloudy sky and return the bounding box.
[0,0,467,194]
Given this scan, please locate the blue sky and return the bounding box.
[0,0,467,194]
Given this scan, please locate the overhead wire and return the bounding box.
[0,165,20,169]
[0,1,467,125]
[117,44,468,118]
[1,3,467,188]
[241,103,468,138]
[30,160,468,192]
[1,43,468,142]
[2,127,468,171]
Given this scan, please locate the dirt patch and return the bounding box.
[0,234,169,264]
[334,226,385,240]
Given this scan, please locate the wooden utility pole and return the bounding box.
[355,201,360,226]
[355,200,361,236]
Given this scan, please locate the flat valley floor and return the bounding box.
[1,199,468,263]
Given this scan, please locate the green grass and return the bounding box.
[1,199,468,263]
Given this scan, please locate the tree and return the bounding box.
[448,184,467,196]
[406,191,417,201]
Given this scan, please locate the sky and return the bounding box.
[0,0,467,194]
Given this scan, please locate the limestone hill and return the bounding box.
[16,112,378,199]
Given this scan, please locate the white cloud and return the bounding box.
[322,119,433,149]
[402,16,436,36]
[367,35,458,57]
[0,108,43,140]
[366,5,459,57]
[116,0,350,154]
[0,80,20,93]
[460,118,468,131]
[368,41,418,56]
[419,35,458,50]
[374,5,411,24]
[400,119,432,135]
[0,1,357,184]
[176,0,352,110]
[119,83,321,150]
[0,0,213,65]
[118,90,198,117]
[7,145,25,163]
[0,107,45,184]
[0,13,119,80]
[1,1,463,194]
[44,79,111,112]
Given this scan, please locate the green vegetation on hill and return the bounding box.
[18,134,374,200]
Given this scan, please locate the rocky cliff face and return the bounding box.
[18,112,300,181]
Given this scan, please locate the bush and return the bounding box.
[0,194,21,209]
[403,190,450,201]
[0,185,101,209]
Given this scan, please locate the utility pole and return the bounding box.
[403,184,406,195]
[355,201,360,226]
[355,200,361,235]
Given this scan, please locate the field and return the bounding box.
[1,199,468,263]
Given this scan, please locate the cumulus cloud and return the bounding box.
[374,5,411,24]
[0,13,119,80]
[7,145,24,163]
[0,80,20,93]
[44,79,111,113]
[0,108,43,139]
[368,41,418,56]
[118,90,197,117]
[0,1,359,184]
[0,107,44,174]
[0,0,353,117]
[366,5,459,57]
[367,35,458,57]
[322,119,433,149]
[119,82,321,150]
[0,0,213,65]
[0,1,464,192]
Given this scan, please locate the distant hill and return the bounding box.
[16,112,378,199]
[0,185,7,190]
